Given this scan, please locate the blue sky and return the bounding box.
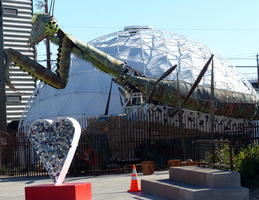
[36,0,259,76]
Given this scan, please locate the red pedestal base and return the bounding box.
[25,182,92,200]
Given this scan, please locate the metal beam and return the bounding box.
[0,0,6,131]
[146,64,177,103]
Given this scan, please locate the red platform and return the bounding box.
[25,182,92,200]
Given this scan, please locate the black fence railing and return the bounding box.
[1,111,259,177]
[0,135,47,177]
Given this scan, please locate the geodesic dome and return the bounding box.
[20,26,256,128]
[92,26,254,94]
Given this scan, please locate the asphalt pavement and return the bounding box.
[0,171,168,200]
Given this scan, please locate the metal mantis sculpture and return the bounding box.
[4,13,259,120]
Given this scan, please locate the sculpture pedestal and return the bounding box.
[25,182,92,200]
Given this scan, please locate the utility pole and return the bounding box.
[257,54,259,88]
[0,1,7,132]
[210,56,215,163]
[45,0,51,70]
[210,55,215,133]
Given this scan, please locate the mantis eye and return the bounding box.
[45,21,59,36]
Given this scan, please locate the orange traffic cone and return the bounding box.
[128,164,141,192]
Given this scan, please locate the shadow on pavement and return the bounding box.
[0,176,49,184]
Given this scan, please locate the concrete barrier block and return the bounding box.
[169,166,240,187]
[141,178,249,200]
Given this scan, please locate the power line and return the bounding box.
[228,52,258,57]
[227,58,255,60]
[235,66,257,68]
[61,25,259,32]
[163,27,259,31]
[61,25,120,30]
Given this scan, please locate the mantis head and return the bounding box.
[29,13,59,46]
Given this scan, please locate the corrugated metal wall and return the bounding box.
[2,0,35,123]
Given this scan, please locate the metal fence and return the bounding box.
[1,110,259,177]
[0,133,47,177]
